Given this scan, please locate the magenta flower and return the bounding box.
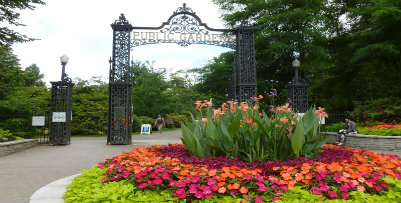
[162,172,170,180]
[328,191,337,198]
[122,170,130,178]
[255,175,264,181]
[152,178,162,185]
[272,196,282,201]
[341,192,349,199]
[374,185,382,191]
[189,184,198,194]
[138,183,147,189]
[207,178,216,186]
[321,185,330,192]
[98,162,105,168]
[100,178,108,182]
[382,182,389,188]
[113,173,120,179]
[191,176,200,183]
[244,195,250,200]
[280,185,288,191]
[255,196,263,203]
[258,185,268,192]
[195,192,204,198]
[137,178,144,183]
[177,181,186,188]
[333,173,342,184]
[339,184,349,192]
[230,190,237,195]
[243,174,252,180]
[311,187,322,195]
[149,173,158,179]
[174,188,187,198]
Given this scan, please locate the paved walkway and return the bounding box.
[0,130,183,203]
[1,129,400,203]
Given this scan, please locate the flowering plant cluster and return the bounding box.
[97,143,401,202]
[182,99,329,162]
[360,124,401,129]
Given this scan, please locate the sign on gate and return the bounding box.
[52,112,66,122]
[32,116,46,126]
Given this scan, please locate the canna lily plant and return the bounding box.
[181,97,329,162]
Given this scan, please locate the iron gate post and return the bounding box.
[108,14,133,145]
[287,59,309,113]
[236,22,257,102]
[49,81,73,145]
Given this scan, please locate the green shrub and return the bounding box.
[351,97,401,123]
[357,128,401,136]
[278,177,401,202]
[65,166,180,203]
[320,123,344,132]
[166,113,188,128]
[0,128,24,142]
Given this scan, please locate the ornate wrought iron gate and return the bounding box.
[108,4,257,144]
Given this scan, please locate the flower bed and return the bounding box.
[358,124,401,136]
[65,144,401,202]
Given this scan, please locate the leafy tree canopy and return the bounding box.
[0,0,45,46]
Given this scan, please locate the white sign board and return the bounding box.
[32,116,45,126]
[52,112,66,122]
[319,117,326,125]
[141,124,152,135]
[297,113,305,120]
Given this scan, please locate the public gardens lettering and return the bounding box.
[132,31,235,42]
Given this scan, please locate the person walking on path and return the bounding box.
[155,114,166,136]
[335,116,357,146]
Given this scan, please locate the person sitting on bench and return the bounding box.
[336,116,357,146]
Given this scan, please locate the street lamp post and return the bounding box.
[287,58,309,113]
[60,54,69,81]
[49,54,74,145]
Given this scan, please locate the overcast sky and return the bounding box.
[11,0,231,85]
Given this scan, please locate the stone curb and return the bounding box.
[29,174,79,203]
[0,139,37,157]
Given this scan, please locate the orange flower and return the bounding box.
[239,187,249,194]
[232,183,240,189]
[217,182,226,187]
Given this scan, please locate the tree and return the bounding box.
[0,45,23,99]
[22,64,45,87]
[0,0,45,46]
[192,52,235,105]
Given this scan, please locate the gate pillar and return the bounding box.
[108,14,133,145]
[49,81,73,145]
[236,22,257,102]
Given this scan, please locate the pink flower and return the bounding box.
[340,184,349,192]
[333,173,342,184]
[218,187,226,193]
[272,197,282,201]
[113,173,120,179]
[341,192,349,199]
[100,178,108,182]
[162,172,170,180]
[152,178,162,185]
[138,183,147,189]
[98,162,105,168]
[382,182,389,188]
[243,174,252,180]
[255,175,264,181]
[149,173,157,179]
[328,191,337,198]
[174,188,187,199]
[311,187,322,195]
[374,185,382,191]
[254,196,263,203]
[244,195,250,200]
[122,170,131,178]
[230,190,237,195]
[189,184,198,194]
[207,178,216,185]
[195,192,204,198]
[258,185,268,192]
[177,181,186,188]
[357,186,366,192]
[280,185,288,191]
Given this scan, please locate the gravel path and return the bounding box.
[0,130,182,203]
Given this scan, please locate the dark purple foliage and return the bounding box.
[154,144,356,176]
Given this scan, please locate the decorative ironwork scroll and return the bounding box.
[130,3,236,49]
[108,14,133,145]
[236,22,257,102]
[49,81,73,145]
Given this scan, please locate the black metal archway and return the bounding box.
[107,4,257,144]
